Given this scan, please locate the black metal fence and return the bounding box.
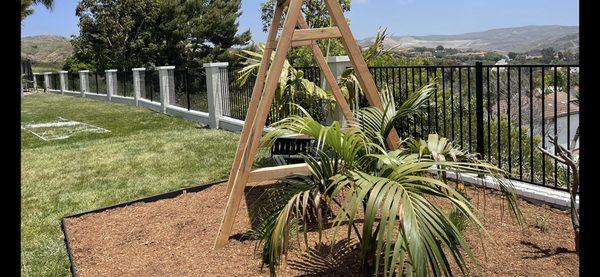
[222,66,330,124]
[174,69,208,112]
[117,71,134,97]
[68,72,81,92]
[35,75,45,90]
[221,64,579,191]
[221,67,252,120]
[39,63,578,192]
[89,72,107,94]
[368,63,579,191]
[47,73,60,90]
[144,70,160,102]
[21,59,34,90]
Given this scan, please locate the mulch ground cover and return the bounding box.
[63,182,578,276]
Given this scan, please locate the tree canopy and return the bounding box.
[258,0,351,66]
[21,0,54,20]
[71,0,251,71]
[259,0,351,32]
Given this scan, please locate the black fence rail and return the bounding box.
[143,70,161,102]
[117,71,134,97]
[367,64,579,191]
[89,72,107,94]
[174,69,208,112]
[68,72,80,92]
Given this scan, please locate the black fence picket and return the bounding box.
[89,72,107,94]
[144,70,160,102]
[35,75,45,90]
[69,72,80,92]
[117,71,134,97]
[174,69,208,112]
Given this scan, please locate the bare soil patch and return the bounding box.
[63,182,578,276]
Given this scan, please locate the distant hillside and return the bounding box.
[21,35,73,70]
[358,25,579,53]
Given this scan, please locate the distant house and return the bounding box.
[495,59,508,66]
[526,55,542,60]
[497,90,579,150]
[539,91,580,150]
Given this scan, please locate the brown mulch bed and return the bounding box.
[63,182,578,276]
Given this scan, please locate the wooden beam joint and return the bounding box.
[292,27,342,42]
[248,163,311,183]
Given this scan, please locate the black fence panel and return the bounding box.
[368,64,580,191]
[47,73,61,90]
[222,66,329,123]
[68,72,80,92]
[144,70,160,102]
[222,67,253,120]
[89,72,107,94]
[117,71,134,97]
[173,69,208,112]
[35,75,45,90]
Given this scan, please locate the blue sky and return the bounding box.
[22,0,579,41]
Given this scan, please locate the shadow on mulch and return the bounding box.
[288,238,362,277]
[520,241,577,260]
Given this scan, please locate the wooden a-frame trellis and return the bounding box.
[215,0,401,249]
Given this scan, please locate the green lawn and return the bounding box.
[21,93,271,276]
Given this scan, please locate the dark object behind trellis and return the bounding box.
[271,137,317,165]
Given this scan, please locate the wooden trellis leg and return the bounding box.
[225,6,284,195]
[215,0,304,249]
[216,0,402,249]
[323,0,402,149]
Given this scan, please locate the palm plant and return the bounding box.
[253,84,522,276]
[538,133,580,252]
[21,0,54,20]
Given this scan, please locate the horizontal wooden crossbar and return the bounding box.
[247,163,311,183]
[292,27,342,41]
[291,40,315,47]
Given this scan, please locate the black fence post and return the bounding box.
[475,62,485,159]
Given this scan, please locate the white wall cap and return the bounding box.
[203,62,229,68]
[327,56,350,63]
